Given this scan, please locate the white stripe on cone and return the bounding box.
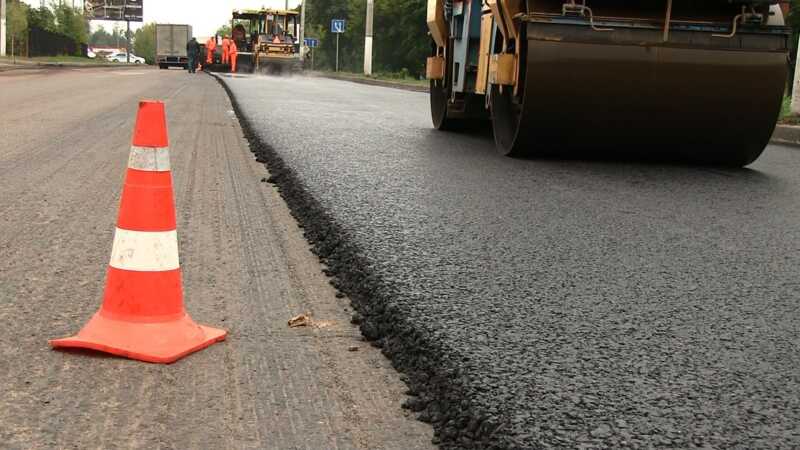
[128,146,171,172]
[109,228,180,271]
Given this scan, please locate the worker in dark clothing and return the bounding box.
[186,37,200,73]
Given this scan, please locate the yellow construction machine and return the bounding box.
[232,8,304,74]
[426,0,790,166]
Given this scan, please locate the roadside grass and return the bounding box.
[0,55,144,66]
[368,71,428,87]
[780,96,800,125]
[31,56,111,64]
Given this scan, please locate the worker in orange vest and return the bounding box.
[206,36,217,65]
[229,39,238,73]
[221,35,231,65]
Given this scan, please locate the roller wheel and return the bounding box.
[489,29,532,157]
[430,41,459,131]
[490,84,528,156]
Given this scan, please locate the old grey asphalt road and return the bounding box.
[220,73,800,449]
[0,67,434,449]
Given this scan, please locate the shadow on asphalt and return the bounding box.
[52,347,124,362]
[427,124,774,182]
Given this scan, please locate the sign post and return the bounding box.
[331,19,345,72]
[304,38,318,71]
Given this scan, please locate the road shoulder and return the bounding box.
[0,69,434,449]
[771,124,800,147]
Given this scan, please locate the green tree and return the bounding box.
[133,22,157,64]
[303,0,427,76]
[305,0,349,70]
[90,25,116,47]
[373,0,427,75]
[788,1,800,31]
[216,24,232,37]
[27,6,56,32]
[6,0,29,59]
[52,2,89,52]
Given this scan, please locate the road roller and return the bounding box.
[232,9,304,74]
[426,0,791,166]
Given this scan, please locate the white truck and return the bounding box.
[156,24,192,69]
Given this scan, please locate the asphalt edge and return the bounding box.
[306,71,428,93]
[210,72,509,450]
[771,124,800,147]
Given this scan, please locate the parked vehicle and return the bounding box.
[156,24,193,69]
[107,52,145,64]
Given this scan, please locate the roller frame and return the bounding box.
[429,0,790,166]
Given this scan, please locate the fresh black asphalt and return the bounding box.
[218,73,800,449]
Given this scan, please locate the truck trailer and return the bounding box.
[156,24,193,69]
[426,0,790,166]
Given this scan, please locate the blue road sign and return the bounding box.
[331,19,346,34]
[304,38,319,48]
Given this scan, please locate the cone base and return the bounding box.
[50,311,227,364]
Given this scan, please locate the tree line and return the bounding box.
[272,0,800,78]
[4,1,89,57]
[302,0,428,77]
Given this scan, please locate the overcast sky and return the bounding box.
[22,0,302,37]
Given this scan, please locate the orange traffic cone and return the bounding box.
[50,100,227,364]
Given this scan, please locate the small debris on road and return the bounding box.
[288,314,335,329]
[288,313,312,328]
[348,345,359,352]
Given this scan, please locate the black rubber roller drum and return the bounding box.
[491,22,788,166]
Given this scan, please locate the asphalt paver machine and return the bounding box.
[232,8,304,74]
[426,0,791,165]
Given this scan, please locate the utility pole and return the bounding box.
[126,20,130,63]
[363,0,373,75]
[792,35,800,115]
[299,0,305,56]
[1,0,7,57]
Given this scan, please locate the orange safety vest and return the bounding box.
[222,38,230,51]
[207,38,216,51]
[229,41,238,54]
